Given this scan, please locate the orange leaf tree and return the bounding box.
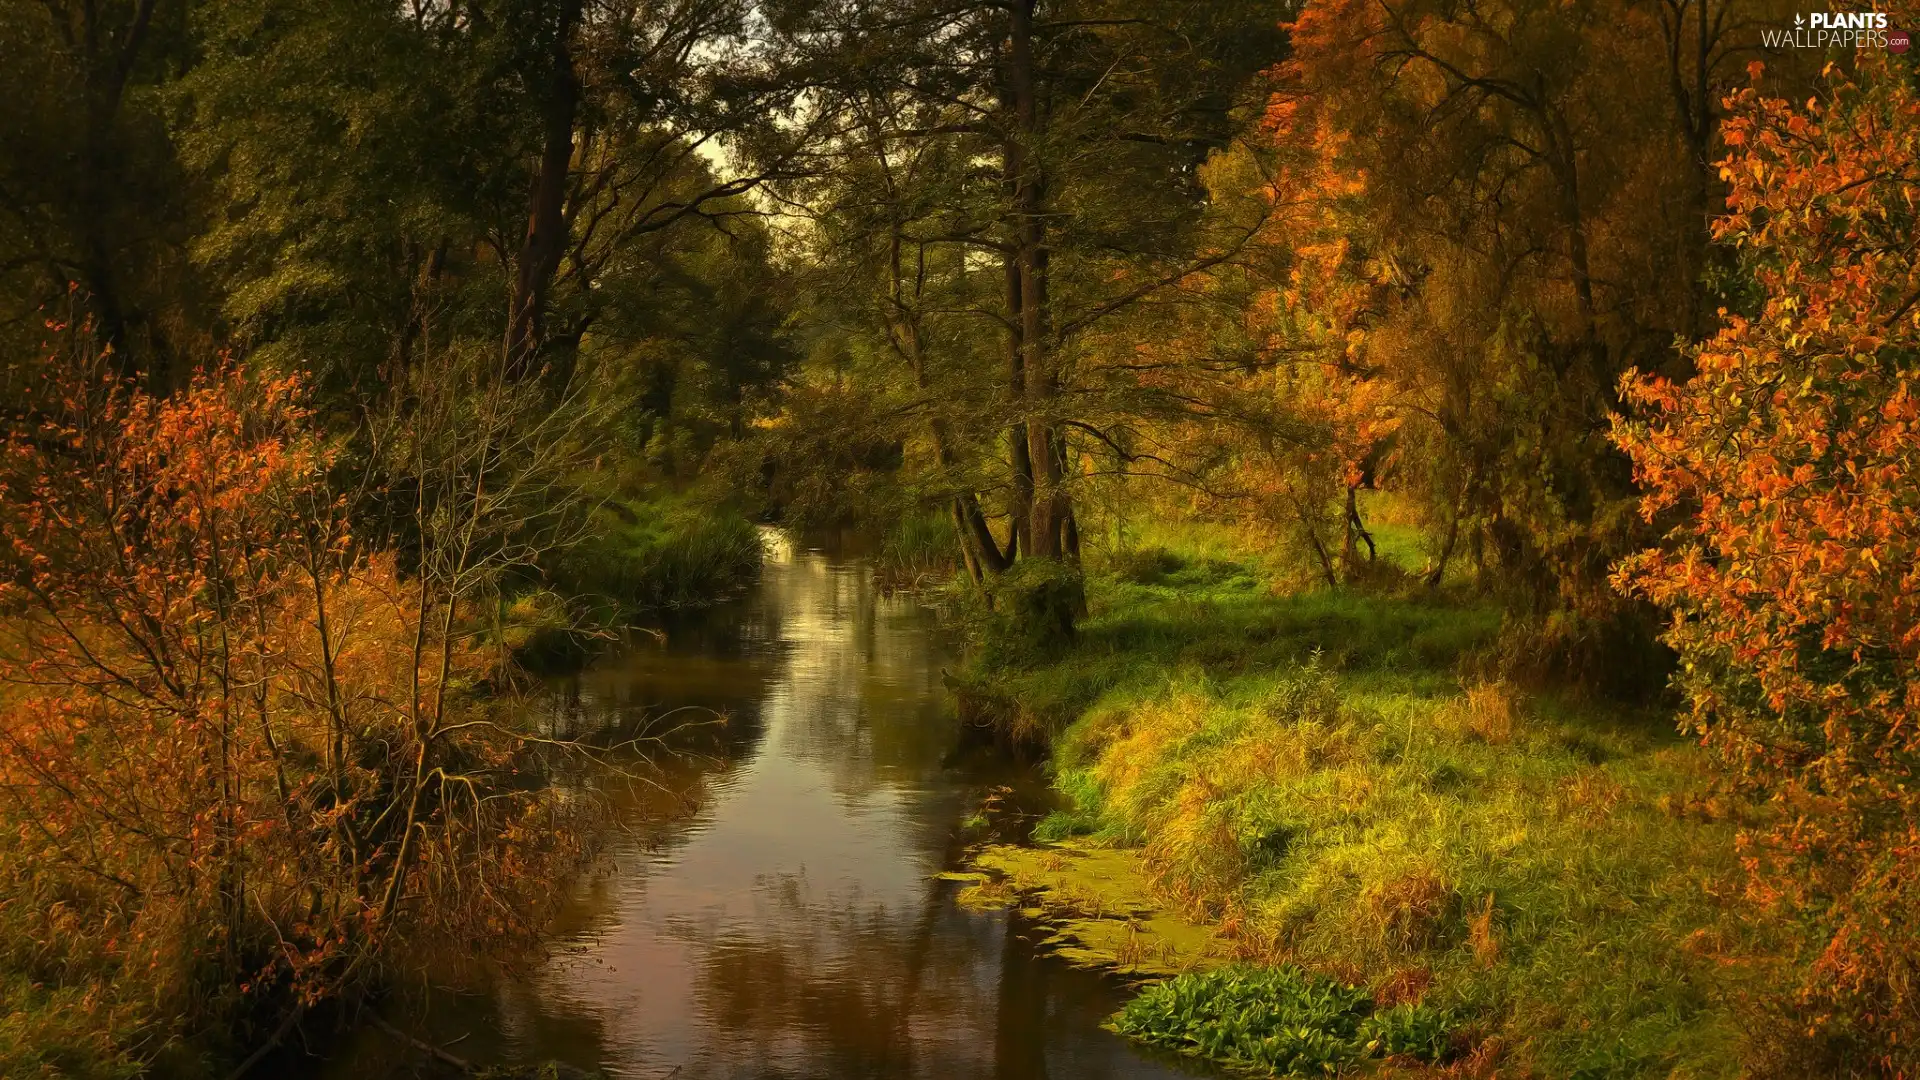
[1232,0,1790,690]
[1612,48,1920,1065]
[0,325,600,1068]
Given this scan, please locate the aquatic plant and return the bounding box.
[1112,965,1453,1074]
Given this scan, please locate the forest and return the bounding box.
[0,0,1916,1077]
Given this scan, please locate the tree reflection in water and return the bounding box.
[321,542,1213,1080]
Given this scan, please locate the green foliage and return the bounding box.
[710,382,908,531]
[981,559,1086,663]
[874,510,960,587]
[173,0,524,399]
[0,0,204,382]
[1358,1002,1455,1062]
[1112,965,1452,1075]
[555,497,763,617]
[1030,809,1100,843]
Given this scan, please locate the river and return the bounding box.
[317,534,1215,1080]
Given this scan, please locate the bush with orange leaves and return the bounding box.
[1612,50,1920,1072]
[0,329,596,1073]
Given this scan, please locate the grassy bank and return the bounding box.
[559,494,764,614]
[960,531,1781,1078]
[499,494,764,666]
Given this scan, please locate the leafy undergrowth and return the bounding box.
[1113,966,1452,1076]
[567,494,764,612]
[967,532,1784,1078]
[873,510,963,591]
[544,494,763,629]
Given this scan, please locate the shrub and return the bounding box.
[983,558,1086,660]
[0,345,597,1072]
[1611,53,1920,1067]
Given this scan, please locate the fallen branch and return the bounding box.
[369,1012,476,1074]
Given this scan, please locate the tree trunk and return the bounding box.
[1428,500,1461,590]
[73,0,159,383]
[930,404,1010,575]
[951,499,986,584]
[504,0,583,378]
[1342,485,1375,578]
[1426,466,1477,589]
[890,225,1010,580]
[1003,180,1032,562]
[1008,0,1065,560]
[1304,519,1338,589]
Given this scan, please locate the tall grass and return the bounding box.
[873,510,960,589]
[556,496,764,615]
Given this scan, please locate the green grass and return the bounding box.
[967,531,1780,1078]
[963,538,1498,740]
[874,510,961,588]
[555,494,763,616]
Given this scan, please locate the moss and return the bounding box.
[960,840,1229,977]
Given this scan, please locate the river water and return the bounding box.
[320,535,1213,1080]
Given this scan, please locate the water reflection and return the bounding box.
[326,542,1211,1080]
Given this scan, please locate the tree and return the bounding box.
[762,0,1282,591]
[0,322,606,1070]
[0,0,205,386]
[1186,0,1801,684]
[179,0,808,398]
[1613,52,1920,1070]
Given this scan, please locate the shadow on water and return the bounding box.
[314,535,1220,1080]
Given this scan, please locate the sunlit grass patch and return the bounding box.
[960,541,1499,744]
[1056,672,1763,1075]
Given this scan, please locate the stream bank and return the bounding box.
[953,538,1775,1079]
